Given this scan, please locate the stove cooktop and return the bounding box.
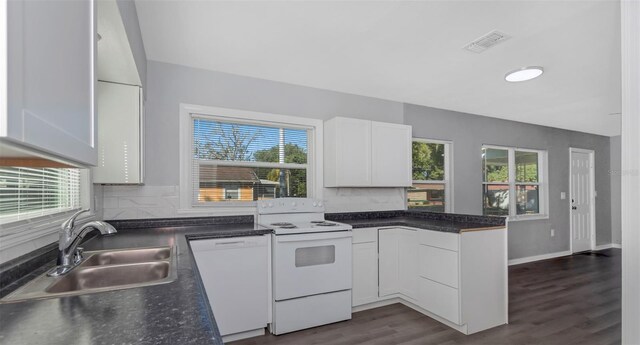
[264,220,351,234]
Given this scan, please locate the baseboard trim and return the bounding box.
[222,328,265,343]
[508,250,572,266]
[595,243,622,250]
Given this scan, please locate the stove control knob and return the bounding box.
[268,202,273,208]
[291,201,297,207]
[261,202,267,208]
[318,201,323,207]
[313,202,317,207]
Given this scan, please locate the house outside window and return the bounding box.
[482,145,547,219]
[408,139,452,213]
[180,105,322,210]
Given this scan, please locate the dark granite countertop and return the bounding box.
[0,217,272,345]
[326,210,506,233]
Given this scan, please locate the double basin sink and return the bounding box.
[2,246,177,303]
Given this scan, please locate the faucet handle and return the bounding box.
[61,209,90,232]
[73,247,84,265]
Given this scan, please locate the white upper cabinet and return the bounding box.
[1,0,96,166]
[324,117,371,187]
[92,81,143,184]
[324,117,411,187]
[371,121,412,186]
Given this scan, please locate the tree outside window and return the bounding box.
[408,140,451,213]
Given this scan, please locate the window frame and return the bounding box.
[178,104,323,214]
[408,138,453,213]
[482,144,548,220]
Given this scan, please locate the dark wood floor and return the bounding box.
[233,249,621,345]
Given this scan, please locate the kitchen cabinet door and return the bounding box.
[92,82,143,184]
[378,227,418,299]
[324,117,371,187]
[419,244,459,288]
[398,229,418,299]
[2,0,97,166]
[371,121,412,187]
[352,241,378,307]
[378,228,400,297]
[418,277,460,324]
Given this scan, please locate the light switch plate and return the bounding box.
[560,192,566,200]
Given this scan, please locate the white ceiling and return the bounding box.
[135,0,621,136]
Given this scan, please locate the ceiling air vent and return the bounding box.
[463,30,511,53]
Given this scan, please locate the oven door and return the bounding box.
[273,231,352,301]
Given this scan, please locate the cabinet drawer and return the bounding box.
[352,228,378,244]
[418,230,458,251]
[419,245,458,288]
[418,277,460,325]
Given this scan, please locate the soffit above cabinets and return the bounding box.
[98,0,141,86]
[134,0,621,136]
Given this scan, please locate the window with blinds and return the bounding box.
[0,167,82,224]
[192,116,310,204]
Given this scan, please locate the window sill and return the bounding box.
[507,214,549,222]
[177,205,256,217]
[0,210,97,253]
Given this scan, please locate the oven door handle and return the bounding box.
[276,231,352,243]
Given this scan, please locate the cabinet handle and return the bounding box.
[215,241,245,246]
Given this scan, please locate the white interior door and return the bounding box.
[570,150,594,253]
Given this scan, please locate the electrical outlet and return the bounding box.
[550,229,555,237]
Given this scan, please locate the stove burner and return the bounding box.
[310,220,325,223]
[271,222,297,229]
[314,222,337,227]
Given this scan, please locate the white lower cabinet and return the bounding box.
[352,242,378,306]
[191,236,270,342]
[378,229,399,297]
[418,245,459,288]
[378,228,418,299]
[418,277,460,324]
[352,226,507,335]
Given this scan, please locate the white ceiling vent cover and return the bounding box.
[464,30,511,53]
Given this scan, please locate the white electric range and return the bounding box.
[257,198,353,335]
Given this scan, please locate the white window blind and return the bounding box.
[0,167,81,224]
[192,116,310,204]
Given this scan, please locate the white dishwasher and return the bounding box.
[191,235,270,342]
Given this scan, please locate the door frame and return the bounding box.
[569,147,596,253]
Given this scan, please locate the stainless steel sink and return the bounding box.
[1,246,177,303]
[46,262,171,293]
[79,247,171,267]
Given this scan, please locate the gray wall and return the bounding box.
[116,0,147,90]
[144,61,403,187]
[109,60,614,260]
[405,104,612,259]
[610,135,622,245]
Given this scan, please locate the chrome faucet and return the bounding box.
[47,209,117,277]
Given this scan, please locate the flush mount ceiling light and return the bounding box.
[504,66,544,82]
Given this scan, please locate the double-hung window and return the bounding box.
[0,166,82,224]
[482,145,547,218]
[189,112,312,206]
[408,139,452,212]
